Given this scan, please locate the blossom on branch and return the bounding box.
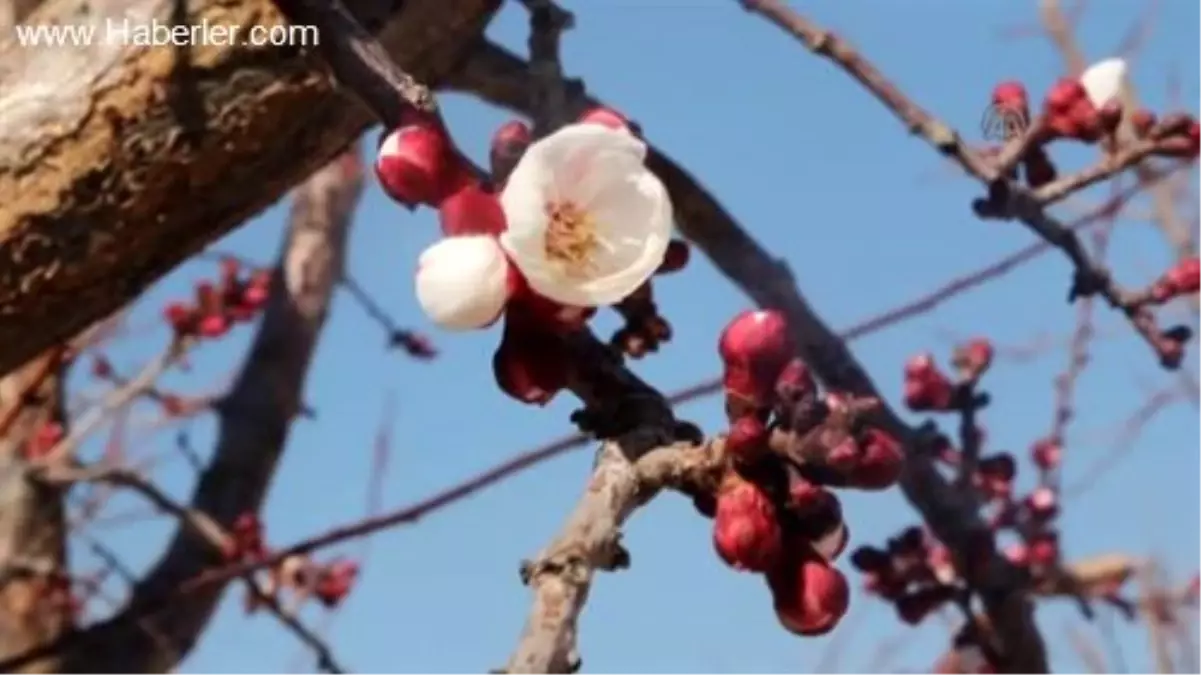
[1078,57,1127,109]
[498,124,673,308]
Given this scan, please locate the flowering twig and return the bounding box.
[739,0,1194,369]
[43,464,347,673]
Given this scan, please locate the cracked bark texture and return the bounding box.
[0,0,500,378]
[0,351,69,673]
[38,147,363,672]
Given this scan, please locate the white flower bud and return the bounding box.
[1079,57,1127,109]
[414,235,510,330]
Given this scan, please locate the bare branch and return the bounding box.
[50,145,365,672]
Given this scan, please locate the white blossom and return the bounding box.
[498,123,672,308]
[414,235,510,330]
[1079,57,1127,109]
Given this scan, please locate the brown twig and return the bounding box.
[739,0,1192,369]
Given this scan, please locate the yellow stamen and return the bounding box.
[543,200,599,278]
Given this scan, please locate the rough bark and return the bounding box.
[47,147,362,672]
[0,0,500,377]
[0,351,69,673]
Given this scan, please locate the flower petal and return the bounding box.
[498,124,669,309]
[414,235,511,330]
[1079,57,1127,108]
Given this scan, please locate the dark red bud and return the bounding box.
[655,240,690,275]
[767,546,850,636]
[718,310,793,407]
[713,474,783,573]
[438,182,507,237]
[375,123,452,208]
[725,415,769,464]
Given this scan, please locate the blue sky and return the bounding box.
[72,0,1199,672]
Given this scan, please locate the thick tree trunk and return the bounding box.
[0,0,499,377]
[0,351,69,673]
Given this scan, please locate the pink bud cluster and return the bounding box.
[850,527,959,625]
[903,338,994,413]
[227,512,361,613]
[692,309,908,638]
[987,77,1199,190]
[847,339,1087,669]
[1149,257,1201,304]
[163,257,271,341]
[374,108,691,406]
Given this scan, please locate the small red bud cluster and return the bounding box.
[986,76,1199,190]
[223,512,268,563]
[375,107,692,406]
[694,310,908,637]
[163,258,271,341]
[226,519,361,614]
[247,553,361,613]
[850,338,1078,642]
[1149,257,1201,304]
[851,527,961,625]
[904,352,955,411]
[20,420,64,461]
[1040,78,1123,143]
[904,338,994,413]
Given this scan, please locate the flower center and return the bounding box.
[543,199,599,278]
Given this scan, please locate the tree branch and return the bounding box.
[0,350,69,673]
[0,0,500,377]
[51,145,364,672]
[444,38,1049,673]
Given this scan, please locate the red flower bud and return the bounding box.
[903,353,954,412]
[489,120,532,185]
[91,355,113,379]
[22,421,63,460]
[775,357,817,402]
[952,337,994,378]
[718,310,793,406]
[1003,542,1030,567]
[1028,532,1059,567]
[438,181,507,237]
[850,428,904,490]
[314,558,360,608]
[492,318,571,406]
[656,240,690,275]
[713,474,783,573]
[725,415,769,464]
[198,314,230,338]
[991,81,1029,120]
[825,436,860,472]
[767,546,850,636]
[241,282,270,310]
[1030,438,1061,471]
[164,302,195,334]
[1045,78,1086,113]
[375,123,453,208]
[1130,109,1157,137]
[786,472,828,514]
[578,106,632,131]
[1151,257,1199,302]
[1024,486,1058,520]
